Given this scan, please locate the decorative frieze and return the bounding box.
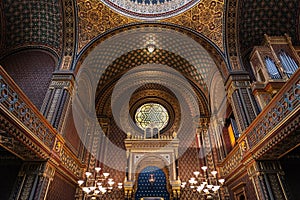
[221,147,242,177]
[247,71,300,149]
[60,148,81,177]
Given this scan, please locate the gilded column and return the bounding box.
[197,117,215,173]
[247,161,292,200]
[40,72,74,131]
[226,72,260,133]
[9,162,55,200]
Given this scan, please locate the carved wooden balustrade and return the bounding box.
[221,68,300,180]
[0,65,83,181]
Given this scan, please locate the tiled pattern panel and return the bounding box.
[79,28,219,112]
[135,166,169,200]
[1,0,62,53]
[46,173,76,200]
[96,48,206,91]
[164,0,224,49]
[178,146,201,199]
[101,119,127,199]
[238,0,299,54]
[1,50,55,109]
[77,0,224,51]
[64,107,81,155]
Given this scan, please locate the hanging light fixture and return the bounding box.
[181,166,225,199]
[77,167,123,199]
[146,43,156,53]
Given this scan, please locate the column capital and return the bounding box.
[225,71,251,97]
[49,72,75,92]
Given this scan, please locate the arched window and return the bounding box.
[264,56,282,79]
[153,128,159,138]
[145,128,152,139]
[279,50,299,78]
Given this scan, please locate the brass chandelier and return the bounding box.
[77,167,123,199]
[181,166,225,199]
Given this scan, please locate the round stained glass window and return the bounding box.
[135,103,169,131]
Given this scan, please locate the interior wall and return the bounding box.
[0,49,56,109]
[46,173,76,200]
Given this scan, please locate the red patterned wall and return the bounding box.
[47,173,76,200]
[1,50,56,109]
[178,146,201,199]
[228,173,256,200]
[64,107,81,155]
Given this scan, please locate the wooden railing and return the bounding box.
[0,66,82,179]
[0,66,56,149]
[221,68,300,177]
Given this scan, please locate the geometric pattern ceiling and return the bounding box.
[238,0,299,55]
[96,48,207,91]
[1,0,62,55]
[79,27,218,94]
[77,0,224,51]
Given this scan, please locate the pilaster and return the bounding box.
[226,72,260,133]
[9,161,55,200]
[40,72,74,132]
[247,161,292,200]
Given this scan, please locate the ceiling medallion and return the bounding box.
[101,0,200,20]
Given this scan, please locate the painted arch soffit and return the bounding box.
[76,27,223,96]
[77,0,224,51]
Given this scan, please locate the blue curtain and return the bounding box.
[135,166,169,200]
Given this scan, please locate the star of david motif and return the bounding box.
[135,103,169,130]
[143,106,162,124]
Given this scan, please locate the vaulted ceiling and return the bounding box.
[0,0,63,57]
[238,0,300,56]
[0,0,299,76]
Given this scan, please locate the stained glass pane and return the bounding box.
[135,103,169,131]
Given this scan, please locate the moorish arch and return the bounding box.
[1,1,300,200]
[71,24,230,199]
[75,23,229,79]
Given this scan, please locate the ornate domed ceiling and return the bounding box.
[102,0,200,19]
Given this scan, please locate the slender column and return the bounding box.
[84,117,110,172]
[40,73,74,131]
[226,73,260,133]
[197,117,215,173]
[98,117,110,167]
[247,161,292,200]
[9,162,55,200]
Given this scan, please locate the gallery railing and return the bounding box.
[221,68,300,177]
[0,65,82,178]
[0,66,56,149]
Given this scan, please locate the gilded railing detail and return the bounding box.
[221,69,300,176]
[247,70,300,148]
[0,67,56,149]
[0,66,83,179]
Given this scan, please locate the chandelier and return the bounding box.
[181,166,225,199]
[77,167,123,199]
